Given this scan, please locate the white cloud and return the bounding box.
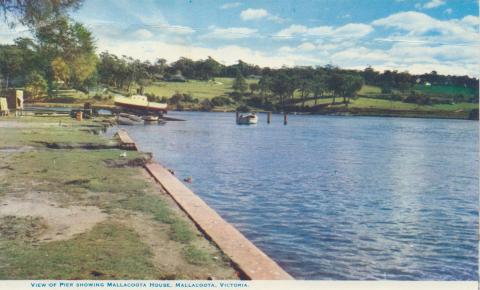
[275,23,373,40]
[149,24,195,35]
[372,11,479,43]
[240,8,269,20]
[239,8,285,22]
[201,26,258,40]
[279,42,317,53]
[423,0,446,9]
[97,37,302,68]
[220,2,241,9]
[444,8,453,14]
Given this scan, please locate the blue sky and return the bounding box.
[1,0,479,76]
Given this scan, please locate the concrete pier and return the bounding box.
[117,130,293,280]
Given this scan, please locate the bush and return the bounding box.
[236,105,250,112]
[93,94,104,101]
[390,94,402,101]
[403,92,432,105]
[211,96,232,107]
[200,99,213,111]
[229,91,243,101]
[169,93,183,104]
[49,96,77,103]
[182,93,195,103]
[381,86,392,94]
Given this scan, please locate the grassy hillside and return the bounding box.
[359,85,382,95]
[304,97,478,112]
[144,77,257,100]
[413,84,477,97]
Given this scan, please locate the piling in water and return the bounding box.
[284,113,288,125]
[267,112,271,124]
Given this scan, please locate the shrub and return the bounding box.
[211,96,232,107]
[24,71,48,101]
[236,105,250,112]
[403,92,432,105]
[169,93,183,104]
[200,99,213,111]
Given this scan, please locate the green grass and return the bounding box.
[0,222,159,279]
[0,117,236,277]
[302,97,478,112]
[349,97,478,111]
[3,149,148,197]
[183,245,211,266]
[144,77,257,100]
[119,194,195,243]
[0,116,111,148]
[413,84,477,97]
[359,85,382,95]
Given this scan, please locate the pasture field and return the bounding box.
[413,84,477,97]
[144,77,257,100]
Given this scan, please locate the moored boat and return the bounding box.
[237,113,258,125]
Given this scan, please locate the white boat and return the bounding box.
[114,95,167,113]
[237,113,258,125]
[142,115,159,122]
[117,113,143,125]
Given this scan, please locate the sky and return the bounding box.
[1,0,479,76]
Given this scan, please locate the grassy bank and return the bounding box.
[0,116,237,279]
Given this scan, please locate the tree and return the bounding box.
[51,57,69,84]
[362,66,378,85]
[25,71,47,100]
[232,71,248,95]
[70,52,97,91]
[0,44,23,88]
[327,72,344,104]
[249,83,259,94]
[196,56,222,80]
[270,72,294,108]
[0,0,83,27]
[342,75,363,103]
[311,70,326,105]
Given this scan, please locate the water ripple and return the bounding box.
[114,113,479,280]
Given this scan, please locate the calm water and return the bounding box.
[113,112,478,280]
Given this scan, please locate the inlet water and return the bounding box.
[114,112,478,280]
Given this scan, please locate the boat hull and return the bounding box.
[114,101,167,113]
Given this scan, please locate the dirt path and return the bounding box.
[0,194,107,242]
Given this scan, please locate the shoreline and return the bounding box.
[25,102,479,120]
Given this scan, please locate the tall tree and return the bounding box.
[311,70,326,105]
[232,71,248,95]
[0,0,83,27]
[0,44,23,88]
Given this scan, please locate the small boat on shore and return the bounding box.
[237,113,258,125]
[142,115,159,122]
[114,95,167,114]
[117,113,143,125]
